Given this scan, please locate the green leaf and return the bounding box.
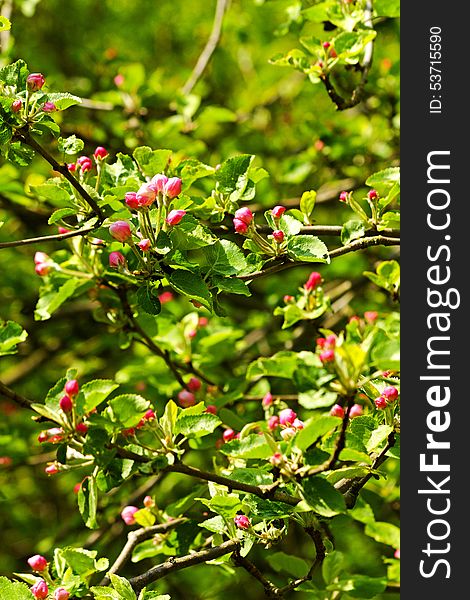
[366,167,400,196]
[267,552,309,579]
[341,219,366,245]
[136,285,162,316]
[31,183,72,206]
[199,515,226,534]
[0,60,29,88]
[365,520,400,548]
[58,135,84,155]
[48,207,77,224]
[0,16,11,32]
[175,413,221,438]
[0,576,34,600]
[132,147,171,177]
[203,240,248,276]
[371,339,400,370]
[78,476,99,529]
[212,276,251,297]
[322,550,345,584]
[5,142,35,166]
[220,433,272,459]
[215,154,254,200]
[80,379,119,413]
[366,424,393,452]
[328,575,387,598]
[169,215,217,250]
[247,351,299,380]
[295,416,341,451]
[334,30,377,61]
[89,587,121,600]
[301,476,346,516]
[300,190,316,222]
[109,394,150,428]
[160,400,178,437]
[35,278,85,321]
[375,0,400,17]
[45,92,82,110]
[298,389,337,409]
[169,270,212,309]
[0,320,28,356]
[286,235,329,263]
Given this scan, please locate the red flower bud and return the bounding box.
[109,220,132,242]
[28,555,48,572]
[262,392,273,408]
[374,396,388,410]
[272,229,284,243]
[205,404,217,414]
[268,415,279,430]
[322,41,331,49]
[26,73,46,91]
[35,263,51,276]
[279,408,297,426]
[158,291,173,304]
[320,349,335,363]
[339,191,349,203]
[166,209,186,226]
[31,579,48,599]
[109,251,126,268]
[330,404,345,418]
[163,177,182,199]
[178,390,196,408]
[121,505,139,525]
[143,495,155,508]
[187,377,202,392]
[136,183,157,207]
[367,189,379,200]
[305,271,322,290]
[77,156,93,172]
[42,101,57,112]
[233,218,248,234]
[94,146,108,160]
[349,404,363,418]
[149,173,169,193]
[12,99,22,113]
[67,163,77,172]
[382,386,399,402]
[45,463,59,475]
[234,207,253,225]
[76,422,88,435]
[271,205,286,218]
[65,379,79,397]
[270,452,283,466]
[59,395,73,413]
[283,295,294,303]
[138,238,151,252]
[223,428,236,442]
[125,192,139,209]
[364,311,378,323]
[54,588,70,600]
[234,514,251,529]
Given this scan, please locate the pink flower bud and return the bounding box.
[121,505,139,525]
[34,251,49,265]
[12,99,22,113]
[272,229,284,243]
[166,209,186,226]
[223,428,236,442]
[270,452,283,466]
[234,514,250,529]
[109,251,126,268]
[54,588,70,600]
[143,495,155,508]
[283,295,294,303]
[233,218,248,234]
[178,390,196,408]
[45,463,59,475]
[187,377,202,392]
[149,173,169,193]
[114,73,125,87]
[364,311,378,323]
[349,315,360,323]
[73,482,82,494]
[320,349,335,364]
[234,207,253,225]
[122,427,135,437]
[94,146,108,160]
[316,337,326,349]
[325,334,336,349]
[367,189,379,200]
[322,41,331,49]
[205,404,217,414]
[76,422,88,435]
[42,101,57,112]
[38,431,49,443]
[43,427,64,444]
[27,73,46,91]
[138,238,151,252]
[280,427,296,440]
[279,408,297,426]
[67,163,76,172]
[77,156,93,172]
[58,226,70,234]
[144,409,156,421]
[28,555,48,572]
[198,316,208,326]
[64,379,79,397]
[339,191,349,203]
[124,192,139,209]
[272,205,286,218]
[293,418,304,430]
[31,579,48,599]
[382,386,399,402]
[374,396,388,410]
[35,263,51,276]
[349,404,363,418]
[158,291,173,304]
[268,415,279,430]
[394,548,400,559]
[136,183,157,207]
[109,220,132,242]
[330,404,345,418]
[262,392,273,408]
[59,395,73,413]
[163,177,182,199]
[305,271,322,290]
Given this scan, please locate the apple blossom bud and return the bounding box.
[320,349,335,363]
[205,404,217,414]
[28,555,48,572]
[122,427,135,437]
[234,207,253,225]
[187,377,202,392]
[330,49,337,58]
[305,271,322,290]
[35,263,51,276]
[109,220,132,242]
[280,427,296,440]
[322,41,331,49]
[42,101,57,112]
[339,191,349,202]
[268,415,279,430]
[374,396,388,410]
[58,227,70,234]
[316,337,326,348]
[43,428,64,444]
[272,205,286,218]
[109,251,126,268]
[283,295,294,303]
[293,418,304,430]
[364,311,378,323]
[325,334,336,348]
[349,404,363,418]
[138,238,151,252]
[367,189,379,200]
[114,73,124,86]
[94,146,108,160]
[394,548,400,559]
[45,463,59,475]
[34,251,49,265]
[136,183,157,207]
[330,404,345,418]
[234,514,250,529]
[54,588,70,600]
[349,315,361,323]
[65,379,79,397]
[77,156,93,172]
[163,177,182,199]
[314,139,325,151]
[270,452,283,466]
[67,163,76,172]
[233,218,248,234]
[27,73,46,91]
[272,229,284,243]
[143,495,155,508]
[178,389,196,408]
[198,316,208,326]
[223,428,236,442]
[279,408,297,426]
[144,409,156,421]
[382,386,399,402]
[31,579,48,599]
[124,191,139,209]
[158,291,173,304]
[38,431,49,443]
[59,395,73,413]
[121,505,139,525]
[262,392,273,408]
[73,482,82,494]
[166,209,186,226]
[12,99,22,113]
[76,422,88,435]
[149,173,169,193]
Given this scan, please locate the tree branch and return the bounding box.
[233,551,283,598]
[279,526,326,594]
[0,225,99,250]
[181,0,230,95]
[128,539,239,593]
[0,379,34,409]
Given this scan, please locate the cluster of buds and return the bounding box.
[27,555,71,598]
[322,40,338,59]
[316,334,336,364]
[125,175,182,211]
[38,427,64,444]
[339,190,352,204]
[59,379,79,414]
[177,378,202,408]
[34,251,53,277]
[233,206,282,255]
[121,408,156,437]
[121,494,157,525]
[222,428,240,443]
[374,386,399,410]
[277,408,304,440]
[330,403,363,419]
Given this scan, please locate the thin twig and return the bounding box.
[181,0,230,95]
[233,551,283,598]
[279,526,326,593]
[0,225,99,249]
[0,380,34,409]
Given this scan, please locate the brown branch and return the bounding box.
[0,225,99,250]
[0,379,34,409]
[279,526,326,594]
[17,129,105,221]
[181,0,230,95]
[233,551,283,598]
[100,519,185,586]
[128,539,239,593]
